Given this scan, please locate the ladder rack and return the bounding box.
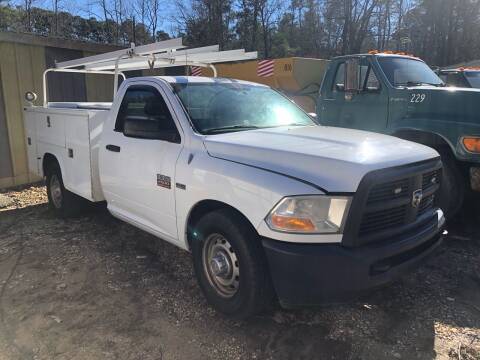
[43,38,257,106]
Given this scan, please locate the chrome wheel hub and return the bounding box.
[50,174,62,209]
[210,253,230,277]
[203,233,239,298]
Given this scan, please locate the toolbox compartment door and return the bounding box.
[63,113,93,201]
[36,112,66,148]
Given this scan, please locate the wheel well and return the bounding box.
[394,130,453,154]
[185,200,257,250]
[42,153,59,177]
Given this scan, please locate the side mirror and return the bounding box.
[344,58,361,93]
[123,118,180,143]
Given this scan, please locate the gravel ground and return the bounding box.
[0,184,479,360]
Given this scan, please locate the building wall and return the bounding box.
[0,41,46,188]
[0,71,14,181]
[84,51,115,103]
[0,32,122,189]
[45,47,87,102]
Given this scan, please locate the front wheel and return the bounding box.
[191,209,274,319]
[438,150,465,220]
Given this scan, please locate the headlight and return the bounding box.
[265,195,351,234]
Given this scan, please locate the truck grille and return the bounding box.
[359,205,407,236]
[423,169,441,192]
[367,179,410,204]
[418,194,436,217]
[342,159,442,247]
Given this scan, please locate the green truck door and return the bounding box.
[320,58,389,133]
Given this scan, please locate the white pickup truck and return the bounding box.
[24,74,446,318]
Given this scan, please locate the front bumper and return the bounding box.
[262,209,444,308]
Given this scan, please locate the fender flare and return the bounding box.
[41,152,66,179]
[184,199,259,251]
[391,127,456,154]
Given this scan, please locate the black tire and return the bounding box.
[438,150,465,220]
[191,208,274,319]
[45,162,86,218]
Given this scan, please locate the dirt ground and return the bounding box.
[0,185,479,360]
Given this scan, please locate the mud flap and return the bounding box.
[470,167,480,192]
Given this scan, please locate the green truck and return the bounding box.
[316,53,480,218]
[438,68,480,88]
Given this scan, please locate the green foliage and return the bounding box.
[401,0,480,66]
[2,0,480,65]
[0,4,156,45]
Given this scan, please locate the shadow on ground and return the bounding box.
[0,189,478,360]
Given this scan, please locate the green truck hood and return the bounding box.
[400,86,480,125]
[389,86,480,163]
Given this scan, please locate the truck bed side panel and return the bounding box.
[23,106,107,202]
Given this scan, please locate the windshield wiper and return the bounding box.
[397,81,444,87]
[203,123,310,134]
[203,125,261,134]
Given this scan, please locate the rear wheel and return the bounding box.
[438,150,465,220]
[191,208,273,319]
[46,163,86,218]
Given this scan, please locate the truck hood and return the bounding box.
[203,125,438,192]
[403,86,480,125]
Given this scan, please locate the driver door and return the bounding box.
[100,83,183,242]
[323,58,389,133]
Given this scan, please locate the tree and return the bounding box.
[3,0,480,67]
[175,0,235,48]
[146,0,160,41]
[24,0,35,31]
[258,0,282,57]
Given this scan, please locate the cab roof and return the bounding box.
[332,53,424,61]
[156,76,268,87]
[440,68,480,73]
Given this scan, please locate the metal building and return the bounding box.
[0,32,122,188]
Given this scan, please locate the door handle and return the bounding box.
[106,144,121,152]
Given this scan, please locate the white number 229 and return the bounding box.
[410,93,426,103]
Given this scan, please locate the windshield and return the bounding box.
[173,82,315,134]
[378,57,444,87]
[464,72,480,88]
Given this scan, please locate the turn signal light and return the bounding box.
[368,50,418,58]
[270,215,315,232]
[463,137,480,153]
[458,67,480,72]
